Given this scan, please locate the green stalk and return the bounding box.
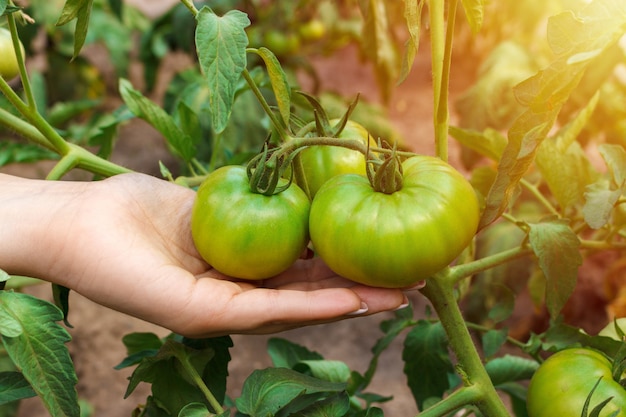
[428,0,445,161]
[7,12,36,110]
[520,178,560,217]
[420,273,512,417]
[179,0,199,16]
[179,357,224,414]
[449,246,534,285]
[241,67,290,143]
[46,154,79,180]
[0,107,55,151]
[417,385,482,417]
[0,75,70,154]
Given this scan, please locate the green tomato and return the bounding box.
[264,30,300,57]
[298,19,326,41]
[308,155,480,288]
[191,165,310,280]
[298,120,375,198]
[527,348,626,417]
[0,28,24,80]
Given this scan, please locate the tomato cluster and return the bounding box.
[191,122,480,286]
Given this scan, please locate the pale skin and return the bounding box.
[0,172,420,338]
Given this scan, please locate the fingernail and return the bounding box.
[347,302,369,316]
[403,281,426,291]
[394,295,410,311]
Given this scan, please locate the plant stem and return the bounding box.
[420,274,512,417]
[428,0,453,162]
[0,107,56,151]
[520,178,560,217]
[179,0,199,16]
[449,246,534,285]
[417,385,482,417]
[179,357,224,414]
[46,154,78,180]
[241,67,290,143]
[0,75,70,154]
[7,12,36,110]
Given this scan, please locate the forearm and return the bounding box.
[0,173,87,280]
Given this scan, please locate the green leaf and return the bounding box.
[482,328,509,359]
[119,78,196,162]
[183,336,233,409]
[357,307,414,392]
[528,218,582,319]
[294,360,352,384]
[599,143,626,188]
[267,337,324,369]
[0,371,37,404]
[449,127,507,162]
[289,392,351,417]
[124,339,218,415]
[0,291,79,417]
[398,0,424,84]
[535,92,600,210]
[0,141,57,167]
[485,355,539,386]
[251,47,291,128]
[52,284,72,328]
[358,0,398,102]
[122,332,165,356]
[402,320,455,410]
[235,368,346,416]
[460,0,484,34]
[178,402,211,417]
[541,320,624,358]
[487,284,516,324]
[114,332,164,370]
[496,382,530,417]
[478,0,626,229]
[56,0,94,59]
[195,6,250,134]
[583,180,622,229]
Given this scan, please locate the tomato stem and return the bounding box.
[417,385,483,417]
[449,245,534,285]
[6,12,36,110]
[420,274,512,416]
[178,355,224,414]
[242,67,291,143]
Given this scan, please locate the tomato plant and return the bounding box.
[2,1,626,417]
[527,348,626,417]
[309,155,480,288]
[191,165,310,280]
[297,119,375,197]
[0,27,22,80]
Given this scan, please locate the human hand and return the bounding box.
[0,173,416,338]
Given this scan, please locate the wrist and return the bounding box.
[0,174,87,281]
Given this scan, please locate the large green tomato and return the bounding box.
[527,348,626,417]
[0,28,24,80]
[191,165,310,280]
[298,120,375,198]
[308,155,480,288]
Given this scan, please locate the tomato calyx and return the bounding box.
[366,144,403,194]
[247,144,299,196]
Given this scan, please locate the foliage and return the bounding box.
[1,0,626,416]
